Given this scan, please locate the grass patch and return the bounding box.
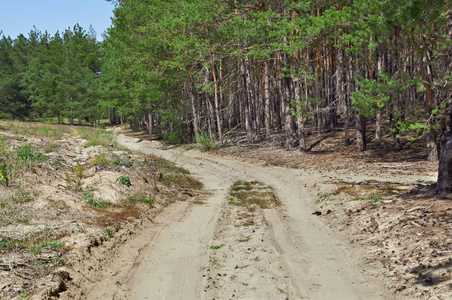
[89,152,134,168]
[141,198,154,207]
[228,180,279,209]
[74,127,116,147]
[0,226,64,253]
[84,192,107,208]
[15,144,48,167]
[0,186,36,225]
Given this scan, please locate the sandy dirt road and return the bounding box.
[76,133,435,300]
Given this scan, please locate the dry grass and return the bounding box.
[228,180,279,209]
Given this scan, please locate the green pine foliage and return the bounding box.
[1,0,452,154]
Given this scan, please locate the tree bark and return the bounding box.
[263,60,271,138]
[436,2,452,196]
[211,56,223,143]
[437,134,452,197]
[189,78,200,136]
[147,114,154,135]
[356,114,366,152]
[241,58,253,143]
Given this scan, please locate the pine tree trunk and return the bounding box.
[437,134,452,197]
[437,2,452,197]
[189,79,200,136]
[294,80,306,151]
[375,108,381,140]
[211,57,223,143]
[356,114,366,152]
[264,60,272,138]
[420,52,439,161]
[147,114,154,135]
[241,58,253,143]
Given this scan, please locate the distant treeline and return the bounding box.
[2,1,452,161]
[0,25,101,123]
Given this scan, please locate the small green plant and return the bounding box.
[28,245,43,255]
[317,192,330,202]
[200,259,218,270]
[20,292,31,299]
[103,227,115,241]
[84,192,107,208]
[54,256,67,266]
[227,197,240,206]
[10,187,34,204]
[73,164,85,179]
[142,198,154,207]
[117,174,131,186]
[0,162,10,186]
[358,195,382,207]
[196,131,218,151]
[209,243,224,250]
[65,173,82,192]
[46,239,64,249]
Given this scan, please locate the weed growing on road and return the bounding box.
[200,259,218,270]
[317,192,331,202]
[228,180,279,209]
[209,243,224,250]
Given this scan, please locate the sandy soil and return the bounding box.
[3,123,448,299]
[68,132,436,299]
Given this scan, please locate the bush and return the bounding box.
[0,162,9,186]
[163,131,185,144]
[117,174,131,186]
[196,132,218,151]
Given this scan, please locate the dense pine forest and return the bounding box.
[2,1,452,165]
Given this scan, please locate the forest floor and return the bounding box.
[1,121,451,299]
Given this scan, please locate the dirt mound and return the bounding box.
[0,122,202,299]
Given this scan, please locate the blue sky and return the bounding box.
[0,0,115,41]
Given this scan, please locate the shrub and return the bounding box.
[163,131,185,144]
[196,132,218,151]
[0,162,9,186]
[117,174,131,186]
